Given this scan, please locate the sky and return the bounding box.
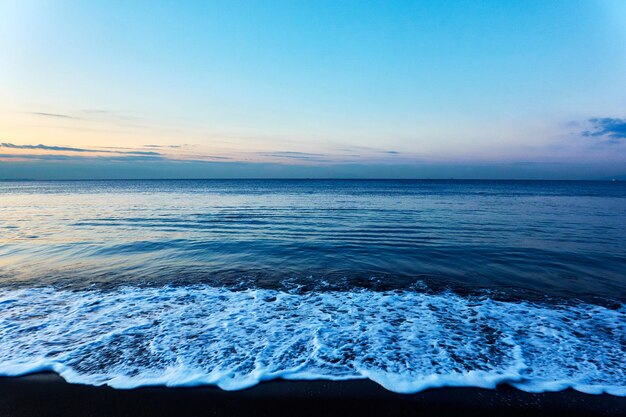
[1,0,626,179]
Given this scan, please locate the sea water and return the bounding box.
[0,180,624,394]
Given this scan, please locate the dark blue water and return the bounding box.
[0,180,624,394]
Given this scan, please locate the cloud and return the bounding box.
[259,151,328,161]
[1,143,93,152]
[0,153,163,162]
[144,144,183,149]
[582,118,626,143]
[264,151,325,157]
[31,112,77,119]
[194,155,232,160]
[0,142,160,156]
[122,151,161,155]
[0,142,243,165]
[31,109,138,122]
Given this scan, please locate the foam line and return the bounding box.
[0,286,623,395]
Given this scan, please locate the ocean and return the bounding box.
[0,180,624,395]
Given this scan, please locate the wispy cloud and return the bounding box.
[0,142,161,156]
[30,112,78,119]
[22,108,174,134]
[0,153,163,162]
[1,143,93,152]
[582,118,626,144]
[122,151,162,155]
[144,144,183,149]
[194,155,232,160]
[31,109,140,122]
[259,151,329,161]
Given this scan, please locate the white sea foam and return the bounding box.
[0,286,624,395]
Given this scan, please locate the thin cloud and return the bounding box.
[0,153,163,162]
[122,151,161,155]
[0,142,161,156]
[195,155,232,160]
[144,144,183,149]
[1,143,93,152]
[582,118,626,144]
[31,112,77,119]
[259,151,328,161]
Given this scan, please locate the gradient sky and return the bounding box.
[1,0,626,179]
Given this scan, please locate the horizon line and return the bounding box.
[0,178,621,182]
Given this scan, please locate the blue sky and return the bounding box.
[1,0,625,179]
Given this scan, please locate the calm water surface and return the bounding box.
[1,179,624,298]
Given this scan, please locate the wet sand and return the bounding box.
[0,373,624,417]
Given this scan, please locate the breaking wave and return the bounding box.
[0,285,623,395]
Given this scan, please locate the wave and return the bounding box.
[0,286,623,395]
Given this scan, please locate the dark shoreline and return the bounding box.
[0,373,624,417]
